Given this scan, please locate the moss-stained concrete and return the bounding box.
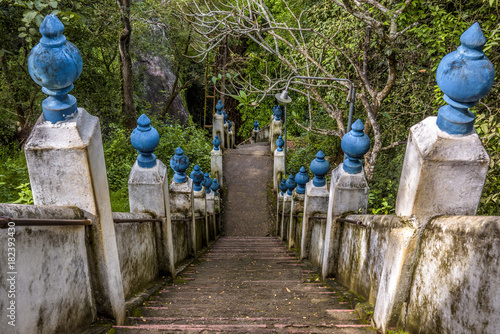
[405,216,500,334]
[336,215,404,305]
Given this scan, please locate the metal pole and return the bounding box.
[284,104,287,175]
[347,86,356,133]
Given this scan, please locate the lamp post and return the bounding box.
[275,76,356,174]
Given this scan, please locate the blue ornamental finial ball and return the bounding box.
[215,100,223,115]
[341,119,370,174]
[286,174,297,195]
[190,165,204,191]
[274,105,283,121]
[228,120,232,131]
[295,167,309,194]
[28,14,83,123]
[130,114,160,168]
[212,135,221,151]
[203,172,212,194]
[211,178,220,195]
[223,110,228,123]
[436,22,495,135]
[253,120,259,131]
[276,135,284,152]
[279,178,288,195]
[310,150,330,187]
[170,147,189,183]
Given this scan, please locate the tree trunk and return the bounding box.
[116,0,136,130]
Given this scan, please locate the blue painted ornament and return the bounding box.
[286,174,297,196]
[341,119,370,174]
[253,120,259,131]
[436,22,495,135]
[212,135,221,151]
[130,114,160,168]
[295,167,309,194]
[203,172,212,194]
[228,120,232,132]
[28,14,83,123]
[215,100,224,115]
[223,110,228,123]
[170,147,189,183]
[310,150,330,187]
[274,105,282,121]
[279,178,288,195]
[276,135,284,152]
[190,165,204,191]
[211,178,220,195]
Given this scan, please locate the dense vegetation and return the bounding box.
[0,0,499,215]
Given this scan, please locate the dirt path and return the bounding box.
[113,237,374,333]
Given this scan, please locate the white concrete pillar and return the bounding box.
[25,109,126,324]
[273,148,285,193]
[300,151,329,260]
[211,147,223,187]
[270,119,282,153]
[321,164,369,280]
[169,148,196,259]
[213,103,224,149]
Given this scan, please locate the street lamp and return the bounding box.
[275,76,356,174]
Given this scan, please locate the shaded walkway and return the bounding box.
[223,143,274,236]
[114,237,373,333]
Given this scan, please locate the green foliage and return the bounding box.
[0,146,30,204]
[11,182,33,204]
[475,112,500,215]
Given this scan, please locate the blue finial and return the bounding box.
[295,167,309,194]
[341,119,370,174]
[211,178,220,195]
[436,22,495,135]
[253,120,259,131]
[190,165,204,191]
[274,105,282,121]
[279,178,288,195]
[276,135,284,152]
[170,147,189,183]
[212,135,221,151]
[223,110,228,123]
[203,172,212,194]
[310,150,330,187]
[130,114,160,168]
[228,120,232,131]
[215,100,223,115]
[28,14,83,123]
[286,174,297,195]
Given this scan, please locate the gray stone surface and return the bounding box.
[405,216,500,334]
[270,119,282,153]
[213,113,224,149]
[0,204,95,334]
[223,143,273,236]
[113,212,159,300]
[273,149,285,193]
[322,165,369,279]
[24,108,125,324]
[169,178,196,259]
[300,181,329,261]
[288,192,305,249]
[211,149,223,186]
[396,116,489,222]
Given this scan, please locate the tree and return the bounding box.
[181,0,418,180]
[116,0,136,130]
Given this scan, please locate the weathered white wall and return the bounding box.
[405,216,500,334]
[0,204,95,334]
[336,215,404,304]
[113,213,159,300]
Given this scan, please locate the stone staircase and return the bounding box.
[113,237,373,333]
[112,143,373,333]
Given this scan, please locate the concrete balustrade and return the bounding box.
[273,135,285,193]
[0,16,221,333]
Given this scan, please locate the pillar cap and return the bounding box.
[170,147,189,183]
[310,150,330,187]
[295,167,309,194]
[341,119,370,174]
[131,114,160,168]
[190,165,204,191]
